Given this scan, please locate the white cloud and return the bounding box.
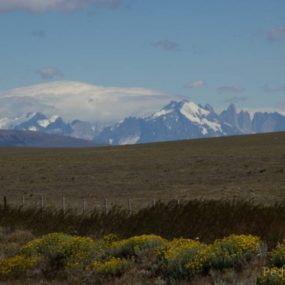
[185,80,206,89]
[0,81,178,124]
[37,68,64,80]
[0,0,121,13]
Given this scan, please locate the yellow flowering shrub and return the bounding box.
[159,238,207,278]
[0,255,41,279]
[271,241,285,268]
[111,234,166,258]
[90,257,129,276]
[21,233,98,270]
[258,267,285,285]
[0,232,267,281]
[207,234,262,269]
[102,234,120,244]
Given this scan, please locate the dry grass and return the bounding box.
[0,132,284,210]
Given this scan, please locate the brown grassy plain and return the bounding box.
[0,132,284,209]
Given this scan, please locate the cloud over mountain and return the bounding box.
[0,81,177,124]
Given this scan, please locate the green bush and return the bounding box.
[258,267,285,285]
[206,235,262,270]
[0,255,41,279]
[90,257,130,276]
[110,234,166,258]
[159,238,207,279]
[21,233,98,271]
[272,241,285,268]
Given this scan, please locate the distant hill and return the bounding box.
[0,129,97,148]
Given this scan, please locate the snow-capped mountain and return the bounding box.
[3,99,282,146]
[95,100,285,145]
[14,113,72,135]
[96,100,236,145]
[1,112,98,140]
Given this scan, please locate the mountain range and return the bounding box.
[96,100,285,145]
[1,99,285,146]
[0,130,96,148]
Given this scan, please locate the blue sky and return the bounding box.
[0,0,285,111]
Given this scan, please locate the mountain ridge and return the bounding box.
[0,129,97,148]
[1,97,285,146]
[95,100,285,145]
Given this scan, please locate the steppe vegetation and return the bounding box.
[0,132,285,208]
[0,228,284,284]
[0,200,284,283]
[1,132,285,283]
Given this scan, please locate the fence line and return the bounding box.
[1,194,260,214]
[1,194,189,214]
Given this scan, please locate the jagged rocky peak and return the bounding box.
[238,110,252,133]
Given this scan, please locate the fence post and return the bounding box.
[22,196,25,208]
[128,199,132,215]
[3,196,7,210]
[152,199,156,207]
[83,199,86,215]
[104,199,108,214]
[41,195,44,210]
[177,199,180,206]
[62,196,66,214]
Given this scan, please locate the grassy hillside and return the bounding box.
[0,132,285,209]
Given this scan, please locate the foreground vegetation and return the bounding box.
[1,230,285,284]
[0,200,285,283]
[1,200,285,249]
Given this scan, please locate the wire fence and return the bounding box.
[1,194,185,215]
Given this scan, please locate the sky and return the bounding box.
[0,0,285,112]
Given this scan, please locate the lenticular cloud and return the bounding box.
[0,0,121,13]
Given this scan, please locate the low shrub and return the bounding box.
[90,257,130,276]
[0,255,41,279]
[110,234,166,258]
[272,241,285,268]
[258,267,285,285]
[159,238,207,279]
[206,234,262,270]
[0,232,270,282]
[21,233,98,272]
